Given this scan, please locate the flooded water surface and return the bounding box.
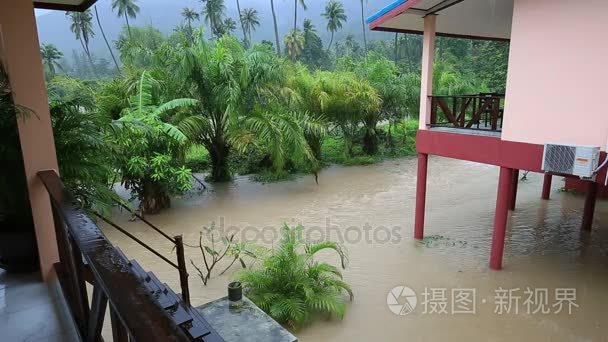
[104,157,608,341]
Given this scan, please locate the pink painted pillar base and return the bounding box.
[541,174,552,200]
[414,153,428,240]
[490,167,514,270]
[508,170,519,211]
[581,181,598,231]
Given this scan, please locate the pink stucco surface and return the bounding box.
[502,0,608,150]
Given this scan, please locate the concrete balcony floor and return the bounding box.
[0,269,78,341]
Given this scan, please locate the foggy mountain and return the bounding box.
[35,0,394,59]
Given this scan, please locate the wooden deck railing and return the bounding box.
[38,170,223,342]
[430,94,505,131]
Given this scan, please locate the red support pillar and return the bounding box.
[541,174,552,200]
[508,170,519,211]
[581,181,598,231]
[490,167,514,270]
[414,153,429,240]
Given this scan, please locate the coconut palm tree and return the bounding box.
[240,8,260,47]
[201,0,226,37]
[235,0,248,46]
[293,0,307,31]
[323,0,347,51]
[360,0,367,52]
[66,11,96,74]
[303,18,316,35]
[94,5,120,72]
[111,0,140,39]
[270,0,281,55]
[284,29,305,61]
[40,44,63,79]
[182,7,200,33]
[221,17,237,36]
[181,7,200,43]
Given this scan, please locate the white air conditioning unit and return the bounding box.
[542,144,600,179]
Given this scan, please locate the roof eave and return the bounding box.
[33,0,98,12]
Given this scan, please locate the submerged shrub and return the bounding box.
[237,225,353,329]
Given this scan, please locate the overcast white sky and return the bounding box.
[35,9,52,17]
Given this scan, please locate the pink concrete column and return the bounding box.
[508,169,519,211]
[581,181,598,231]
[490,167,514,270]
[541,174,552,200]
[414,153,429,240]
[0,2,60,280]
[418,15,436,130]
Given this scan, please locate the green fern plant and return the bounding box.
[237,225,353,329]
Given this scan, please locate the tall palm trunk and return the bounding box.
[270,0,281,55]
[236,0,248,47]
[187,19,193,43]
[208,137,231,182]
[360,0,367,52]
[94,6,120,73]
[403,33,414,71]
[79,38,98,77]
[393,32,399,62]
[328,32,335,51]
[125,13,132,39]
[293,0,298,31]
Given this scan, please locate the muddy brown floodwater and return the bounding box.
[104,156,608,342]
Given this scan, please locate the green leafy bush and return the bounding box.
[108,71,199,214]
[186,145,210,172]
[238,225,353,329]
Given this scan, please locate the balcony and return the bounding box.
[429,94,505,138]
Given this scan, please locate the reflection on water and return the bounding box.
[104,156,608,341]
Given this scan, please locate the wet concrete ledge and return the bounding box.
[197,296,297,342]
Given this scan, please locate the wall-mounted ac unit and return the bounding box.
[542,144,600,179]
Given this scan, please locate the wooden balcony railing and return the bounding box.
[38,170,223,342]
[430,94,505,131]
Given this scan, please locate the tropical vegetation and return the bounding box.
[38,0,508,215]
[238,225,353,328]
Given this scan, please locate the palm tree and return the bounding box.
[111,0,140,39]
[238,225,353,328]
[66,11,97,74]
[175,36,319,181]
[284,29,305,61]
[181,7,200,43]
[323,0,347,51]
[222,18,237,36]
[360,0,368,52]
[40,44,63,78]
[270,0,281,55]
[240,8,260,47]
[182,7,200,33]
[112,71,200,213]
[293,0,307,31]
[94,5,120,72]
[201,0,226,37]
[235,0,248,47]
[303,18,316,35]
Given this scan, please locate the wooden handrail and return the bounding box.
[429,94,504,131]
[38,170,194,341]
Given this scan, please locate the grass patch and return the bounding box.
[321,119,418,166]
[186,145,210,172]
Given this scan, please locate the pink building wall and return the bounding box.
[501,0,608,151]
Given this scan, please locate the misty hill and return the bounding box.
[35,0,394,59]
